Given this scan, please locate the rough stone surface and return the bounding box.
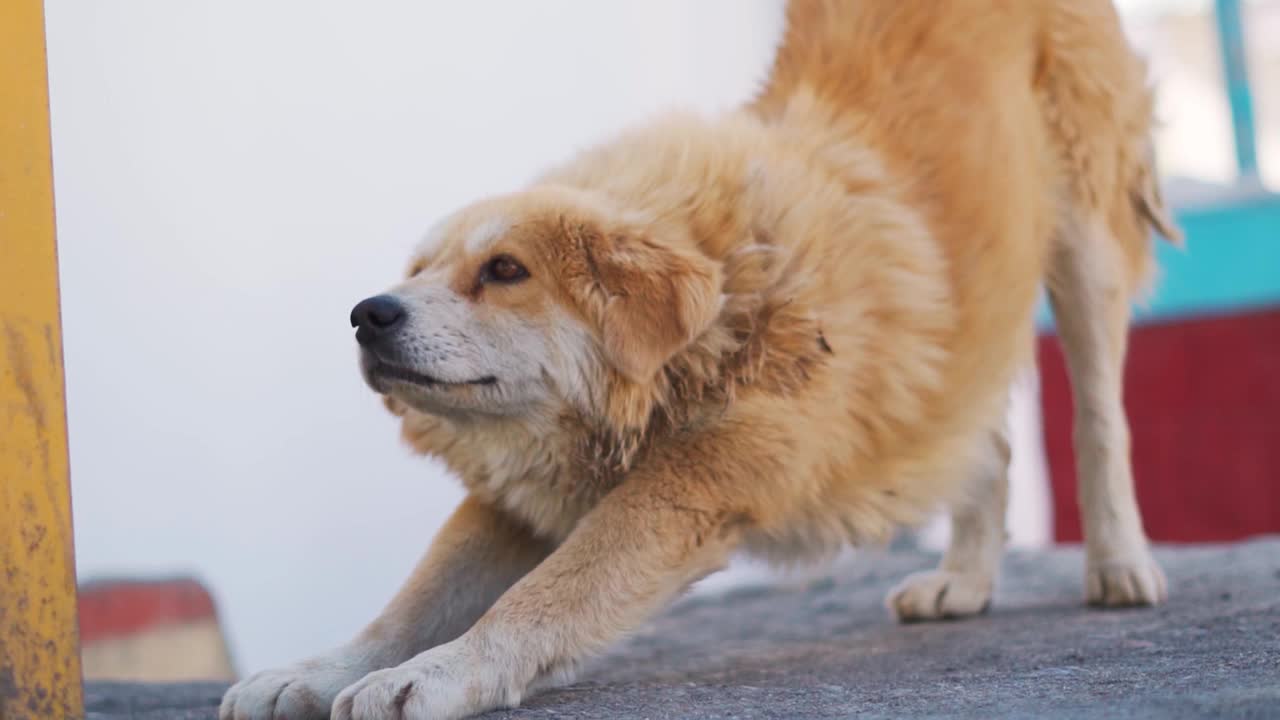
[87,539,1280,719]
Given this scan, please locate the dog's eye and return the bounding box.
[483,254,529,284]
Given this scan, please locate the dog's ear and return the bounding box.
[568,222,721,383]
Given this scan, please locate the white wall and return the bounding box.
[44,0,1120,677]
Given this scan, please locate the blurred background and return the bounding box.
[41,0,1277,683]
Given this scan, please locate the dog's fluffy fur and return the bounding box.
[222,2,1179,718]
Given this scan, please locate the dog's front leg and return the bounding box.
[331,467,749,720]
[220,495,553,720]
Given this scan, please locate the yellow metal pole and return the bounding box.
[0,0,86,717]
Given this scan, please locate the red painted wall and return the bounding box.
[1039,307,1280,543]
[78,578,218,644]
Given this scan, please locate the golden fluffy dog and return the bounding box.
[222,1,1179,718]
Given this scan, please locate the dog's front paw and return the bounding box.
[332,641,515,720]
[1086,550,1167,607]
[219,652,372,720]
[886,570,994,623]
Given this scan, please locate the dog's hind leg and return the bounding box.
[887,422,1011,622]
[1046,214,1167,607]
[1034,0,1175,607]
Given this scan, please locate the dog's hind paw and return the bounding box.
[885,570,993,623]
[1086,554,1167,607]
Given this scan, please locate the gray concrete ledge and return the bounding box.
[86,538,1280,719]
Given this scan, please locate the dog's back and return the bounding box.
[749,0,1178,430]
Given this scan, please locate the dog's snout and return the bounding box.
[351,295,406,345]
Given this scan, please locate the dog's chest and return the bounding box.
[449,431,615,542]
[401,409,626,541]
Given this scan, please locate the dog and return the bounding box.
[221,1,1179,718]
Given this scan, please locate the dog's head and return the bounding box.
[352,186,722,421]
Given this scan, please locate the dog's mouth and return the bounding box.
[370,361,497,389]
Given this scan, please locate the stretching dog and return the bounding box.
[222,1,1178,718]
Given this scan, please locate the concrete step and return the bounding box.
[85,538,1280,719]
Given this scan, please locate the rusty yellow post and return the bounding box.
[1,0,86,717]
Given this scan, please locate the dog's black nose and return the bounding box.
[350,295,406,345]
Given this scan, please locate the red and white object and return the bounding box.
[78,577,235,682]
